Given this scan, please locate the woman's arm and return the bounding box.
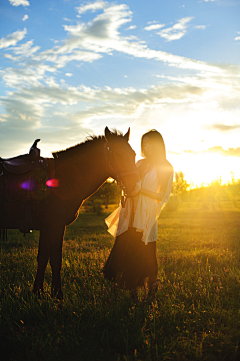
[140,188,164,201]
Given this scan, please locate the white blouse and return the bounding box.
[105,162,173,245]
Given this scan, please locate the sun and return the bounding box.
[169,152,240,188]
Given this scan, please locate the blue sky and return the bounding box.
[0,0,240,186]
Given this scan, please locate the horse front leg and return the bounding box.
[33,229,50,296]
[49,225,66,299]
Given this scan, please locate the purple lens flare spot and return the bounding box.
[21,180,36,191]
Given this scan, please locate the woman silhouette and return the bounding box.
[103,130,174,303]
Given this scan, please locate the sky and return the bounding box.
[0,0,240,187]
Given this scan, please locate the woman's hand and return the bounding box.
[130,180,141,197]
[140,188,163,201]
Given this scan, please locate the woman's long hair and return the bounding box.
[138,130,173,193]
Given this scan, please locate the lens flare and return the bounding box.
[21,180,36,191]
[46,178,59,188]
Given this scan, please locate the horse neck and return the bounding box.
[73,139,108,199]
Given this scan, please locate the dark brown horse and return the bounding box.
[0,127,140,299]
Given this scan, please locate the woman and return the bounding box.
[103,130,174,302]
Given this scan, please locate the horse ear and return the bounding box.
[123,127,130,142]
[105,126,112,141]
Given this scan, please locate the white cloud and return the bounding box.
[1,4,222,86]
[1,61,240,163]
[45,77,60,88]
[65,4,132,40]
[76,1,108,15]
[235,32,240,41]
[9,0,29,6]
[195,25,207,30]
[35,49,102,69]
[126,25,136,30]
[0,81,201,132]
[2,66,239,132]
[158,17,194,41]
[2,67,44,88]
[61,8,220,73]
[145,24,165,31]
[0,96,42,130]
[65,73,73,77]
[0,114,8,122]
[0,0,226,113]
[0,4,224,91]
[22,14,29,21]
[0,28,27,49]
[210,125,240,133]
[51,39,59,44]
[11,40,40,57]
[1,1,239,160]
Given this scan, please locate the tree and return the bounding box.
[97,179,121,208]
[228,173,240,209]
[166,171,189,212]
[171,171,190,196]
[83,179,121,214]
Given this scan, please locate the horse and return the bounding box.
[0,127,140,299]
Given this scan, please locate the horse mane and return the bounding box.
[52,129,123,160]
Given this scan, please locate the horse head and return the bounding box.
[104,127,140,197]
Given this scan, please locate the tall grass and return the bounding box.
[1,203,240,360]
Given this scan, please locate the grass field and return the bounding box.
[1,202,240,361]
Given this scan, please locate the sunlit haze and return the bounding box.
[1,0,240,187]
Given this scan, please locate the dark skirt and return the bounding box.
[103,227,158,290]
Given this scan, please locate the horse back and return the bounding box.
[0,158,51,232]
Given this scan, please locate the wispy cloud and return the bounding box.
[157,17,194,41]
[207,147,240,157]
[22,14,29,21]
[0,28,27,49]
[145,23,165,31]
[1,1,239,158]
[10,40,40,57]
[235,32,240,41]
[0,2,235,126]
[1,4,223,86]
[0,2,235,99]
[126,25,136,30]
[0,114,8,122]
[1,65,239,141]
[195,25,207,30]
[185,146,240,157]
[210,124,240,132]
[76,1,107,15]
[61,8,220,73]
[9,0,29,6]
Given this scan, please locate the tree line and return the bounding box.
[84,172,240,214]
